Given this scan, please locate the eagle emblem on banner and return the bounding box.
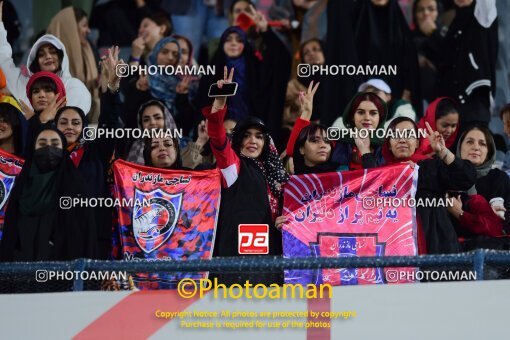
[132,188,183,253]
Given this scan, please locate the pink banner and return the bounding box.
[282,164,419,285]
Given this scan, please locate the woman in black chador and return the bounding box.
[0,126,97,262]
[321,0,421,126]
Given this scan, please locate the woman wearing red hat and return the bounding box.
[22,71,66,157]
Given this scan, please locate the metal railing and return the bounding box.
[0,249,509,291]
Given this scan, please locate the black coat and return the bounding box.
[425,3,498,124]
[214,158,281,257]
[77,91,121,259]
[0,157,98,262]
[416,157,477,254]
[322,0,421,125]
[475,169,510,234]
[213,158,282,285]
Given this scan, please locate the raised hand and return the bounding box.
[101,46,123,92]
[298,80,320,121]
[424,121,445,154]
[446,194,464,219]
[131,36,146,62]
[176,76,192,94]
[275,215,288,230]
[245,4,268,32]
[39,93,66,123]
[136,74,149,91]
[211,66,234,113]
[354,135,371,155]
[195,120,209,147]
[106,46,123,90]
[18,99,35,120]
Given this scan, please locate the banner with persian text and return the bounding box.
[112,159,221,289]
[282,164,419,285]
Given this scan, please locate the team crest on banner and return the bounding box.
[0,150,24,240]
[132,188,183,253]
[112,159,221,290]
[0,171,16,210]
[282,164,419,285]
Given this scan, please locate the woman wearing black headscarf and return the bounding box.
[202,67,289,284]
[196,22,291,146]
[54,103,119,259]
[0,126,97,261]
[322,0,421,125]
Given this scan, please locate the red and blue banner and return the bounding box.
[0,149,24,240]
[282,164,419,285]
[112,159,221,289]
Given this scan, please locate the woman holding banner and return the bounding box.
[202,66,289,283]
[330,91,388,170]
[380,117,476,254]
[143,136,184,170]
[286,82,381,173]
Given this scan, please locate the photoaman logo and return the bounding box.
[238,224,269,255]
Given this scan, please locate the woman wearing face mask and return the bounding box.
[202,67,289,283]
[380,117,476,254]
[0,2,90,114]
[47,7,100,123]
[0,126,97,262]
[331,92,388,170]
[449,126,510,245]
[416,97,460,157]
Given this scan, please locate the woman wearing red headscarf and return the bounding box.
[416,97,460,157]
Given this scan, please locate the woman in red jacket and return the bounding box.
[202,66,289,284]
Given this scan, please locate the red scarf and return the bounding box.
[67,142,85,167]
[382,137,431,165]
[416,97,458,157]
